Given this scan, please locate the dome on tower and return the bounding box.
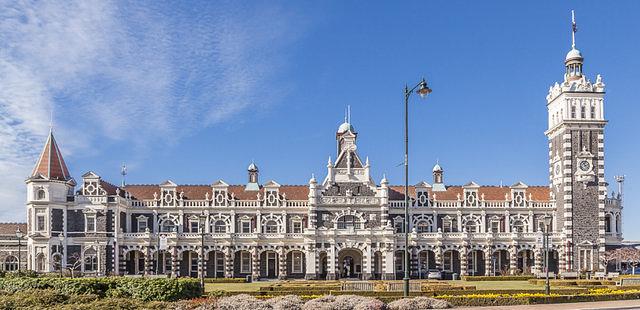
[247,162,258,171]
[565,48,583,62]
[432,163,443,172]
[337,121,355,134]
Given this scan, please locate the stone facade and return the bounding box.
[16,19,626,279]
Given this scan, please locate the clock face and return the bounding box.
[579,160,591,172]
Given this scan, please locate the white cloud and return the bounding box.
[0,1,302,221]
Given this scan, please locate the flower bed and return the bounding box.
[203,277,246,283]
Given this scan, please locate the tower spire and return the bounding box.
[31,131,71,181]
[571,10,577,49]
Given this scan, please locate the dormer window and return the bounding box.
[512,191,526,207]
[465,191,478,206]
[265,190,278,207]
[416,191,429,207]
[213,190,227,207]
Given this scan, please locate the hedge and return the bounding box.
[0,277,200,301]
[203,277,246,283]
[463,275,535,281]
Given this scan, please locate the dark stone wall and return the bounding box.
[51,209,64,232]
[571,130,602,247]
[119,212,126,232]
[67,210,84,232]
[106,210,114,233]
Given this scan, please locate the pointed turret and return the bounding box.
[31,130,71,181]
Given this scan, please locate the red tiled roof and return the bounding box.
[388,185,550,202]
[0,223,27,235]
[31,132,70,181]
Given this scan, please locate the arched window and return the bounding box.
[416,220,431,233]
[604,214,611,233]
[264,220,278,234]
[337,215,360,229]
[84,248,97,272]
[160,219,177,232]
[513,220,525,233]
[465,221,477,233]
[36,254,45,272]
[213,220,226,233]
[36,189,46,200]
[4,256,18,271]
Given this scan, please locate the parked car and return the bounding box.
[427,269,442,280]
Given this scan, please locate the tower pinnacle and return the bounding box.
[31,131,71,181]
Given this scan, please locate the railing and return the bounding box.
[182,200,209,207]
[342,282,374,291]
[285,200,309,207]
[388,282,421,292]
[389,199,555,209]
[86,196,107,204]
[233,200,260,207]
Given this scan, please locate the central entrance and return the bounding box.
[337,248,363,279]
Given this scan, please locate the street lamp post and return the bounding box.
[199,212,207,294]
[15,228,24,272]
[543,214,553,295]
[403,78,432,297]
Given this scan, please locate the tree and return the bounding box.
[65,253,83,278]
[616,247,640,274]
[600,249,619,271]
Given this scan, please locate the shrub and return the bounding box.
[204,277,246,283]
[302,295,384,310]
[265,295,305,310]
[0,277,200,302]
[217,294,271,310]
[387,297,452,309]
[0,289,69,308]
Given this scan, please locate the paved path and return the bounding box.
[455,299,640,309]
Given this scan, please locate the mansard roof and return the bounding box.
[388,185,550,201]
[31,131,71,181]
[123,184,308,201]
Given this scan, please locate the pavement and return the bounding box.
[455,299,640,309]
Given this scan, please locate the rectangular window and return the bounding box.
[590,106,596,119]
[190,220,199,233]
[444,252,453,272]
[292,221,302,233]
[241,221,251,233]
[292,252,303,273]
[491,221,500,233]
[138,219,148,232]
[36,209,46,232]
[443,220,452,233]
[581,106,586,118]
[240,252,251,273]
[86,214,96,232]
[571,106,576,118]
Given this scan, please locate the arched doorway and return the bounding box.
[35,253,46,272]
[319,252,328,279]
[180,251,198,277]
[234,250,252,277]
[286,251,305,278]
[207,250,225,278]
[443,250,461,278]
[338,249,362,279]
[418,250,436,278]
[517,249,534,274]
[373,251,383,279]
[125,250,145,275]
[152,250,172,275]
[492,250,510,275]
[260,251,279,279]
[468,250,485,276]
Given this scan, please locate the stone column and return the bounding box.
[144,247,152,276]
[171,247,179,277]
[304,246,317,280]
[509,247,518,275]
[559,248,567,273]
[251,247,260,280]
[198,246,206,280]
[435,246,443,270]
[484,249,493,276]
[230,211,236,234]
[327,245,337,280]
[362,245,372,280]
[278,248,287,280]
[382,249,395,280]
[224,247,233,278]
[119,250,127,275]
[459,246,468,276]
[533,249,542,275]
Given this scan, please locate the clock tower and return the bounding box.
[546,11,607,272]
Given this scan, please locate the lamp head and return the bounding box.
[15,228,23,239]
[58,233,64,242]
[416,78,432,98]
[543,214,553,226]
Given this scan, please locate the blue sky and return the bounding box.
[1,1,638,238]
